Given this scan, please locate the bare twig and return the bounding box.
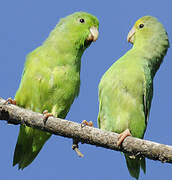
[0,97,172,163]
[72,139,84,157]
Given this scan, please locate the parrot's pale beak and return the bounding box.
[87,27,99,42]
[127,26,136,44]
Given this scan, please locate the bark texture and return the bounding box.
[0,97,172,163]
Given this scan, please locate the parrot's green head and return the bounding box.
[127,16,169,49]
[127,16,169,76]
[51,12,99,50]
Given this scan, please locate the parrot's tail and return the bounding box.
[13,125,51,169]
[124,153,146,180]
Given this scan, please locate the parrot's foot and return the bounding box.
[4,98,16,105]
[81,120,93,128]
[43,110,53,125]
[72,139,84,158]
[117,129,131,146]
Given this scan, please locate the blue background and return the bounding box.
[0,0,172,179]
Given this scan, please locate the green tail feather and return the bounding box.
[124,154,146,179]
[140,156,146,174]
[13,125,51,169]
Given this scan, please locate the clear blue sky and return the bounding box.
[0,0,172,179]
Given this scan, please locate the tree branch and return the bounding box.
[0,97,172,163]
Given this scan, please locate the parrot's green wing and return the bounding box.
[143,69,153,128]
[98,16,169,179]
[13,12,99,169]
[125,72,153,178]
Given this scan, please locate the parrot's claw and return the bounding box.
[4,98,16,105]
[117,129,131,146]
[43,110,53,125]
[81,120,93,128]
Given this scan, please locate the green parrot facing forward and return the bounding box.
[98,16,169,179]
[13,12,99,169]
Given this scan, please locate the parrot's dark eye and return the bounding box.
[79,18,85,23]
[139,24,144,29]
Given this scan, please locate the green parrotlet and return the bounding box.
[13,11,99,169]
[98,16,169,179]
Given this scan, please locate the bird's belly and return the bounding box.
[112,111,146,138]
[100,88,146,138]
